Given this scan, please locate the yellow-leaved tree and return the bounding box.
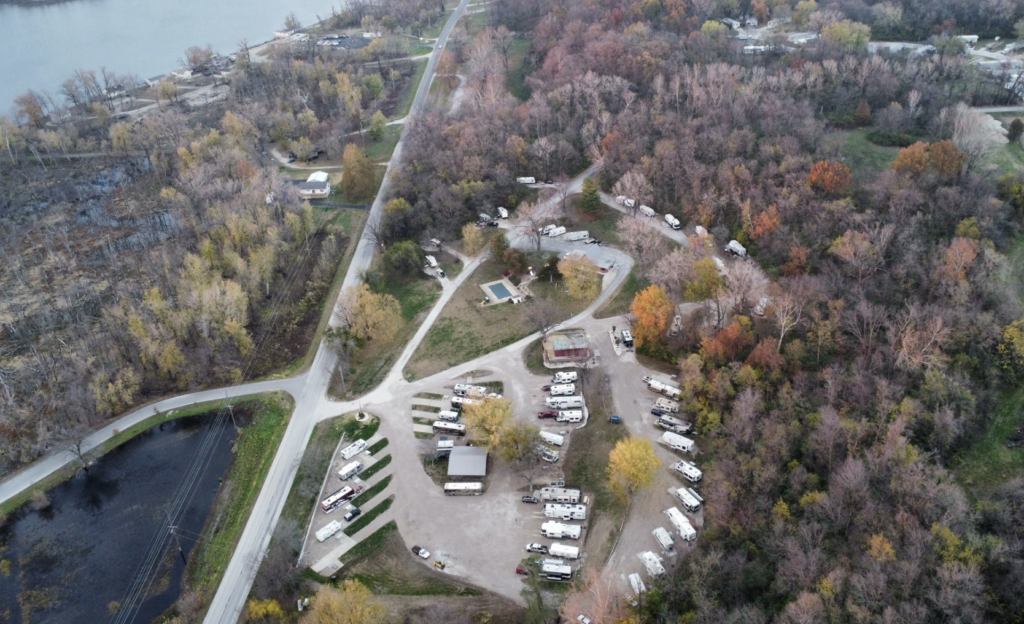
[558,255,602,301]
[630,284,674,348]
[337,283,402,343]
[607,437,661,508]
[461,396,514,450]
[461,222,486,255]
[301,580,384,624]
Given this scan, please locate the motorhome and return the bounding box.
[665,507,697,541]
[640,551,666,577]
[539,431,565,447]
[553,371,579,383]
[541,521,582,539]
[540,487,581,503]
[339,439,367,460]
[549,383,576,396]
[660,431,695,454]
[652,527,675,554]
[548,543,580,560]
[338,461,363,481]
[673,487,703,513]
[443,482,483,496]
[664,214,681,230]
[670,460,703,483]
[546,395,584,409]
[621,329,634,348]
[557,410,583,424]
[544,503,587,521]
[497,206,509,219]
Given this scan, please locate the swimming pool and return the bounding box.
[488,282,513,299]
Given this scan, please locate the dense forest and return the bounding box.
[382,0,1024,622]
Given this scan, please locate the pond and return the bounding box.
[0,413,236,624]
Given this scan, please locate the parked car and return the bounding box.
[609,416,622,424]
[487,220,500,227]
[516,566,531,575]
[577,616,592,624]
[526,543,548,554]
[651,408,667,417]
[343,508,362,522]
[437,269,446,279]
[522,495,539,504]
[544,179,554,184]
[538,411,557,419]
[541,385,552,391]
[412,546,430,559]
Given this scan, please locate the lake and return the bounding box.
[0,414,236,624]
[0,0,339,115]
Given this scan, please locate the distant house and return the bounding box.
[145,75,166,88]
[544,330,591,362]
[363,31,383,38]
[561,248,615,274]
[170,68,193,81]
[721,18,741,30]
[298,171,331,199]
[274,29,294,39]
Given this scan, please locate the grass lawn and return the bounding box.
[987,140,1024,177]
[343,495,393,535]
[351,474,392,507]
[359,454,392,481]
[572,201,623,247]
[507,38,532,102]
[841,129,899,182]
[394,59,429,119]
[339,275,441,397]
[565,377,627,519]
[404,258,594,379]
[522,338,547,375]
[186,392,293,599]
[954,387,1024,493]
[326,168,385,205]
[363,124,402,162]
[595,266,646,320]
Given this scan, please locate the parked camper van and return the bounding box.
[339,439,367,460]
[660,431,695,454]
[665,506,697,541]
[539,487,581,503]
[670,460,703,483]
[549,383,576,396]
[338,461,363,481]
[540,431,565,447]
[673,487,703,513]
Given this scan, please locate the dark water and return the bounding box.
[0,414,236,624]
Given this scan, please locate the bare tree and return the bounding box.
[515,201,545,252]
[525,298,559,337]
[612,169,653,216]
[950,102,996,172]
[620,217,668,278]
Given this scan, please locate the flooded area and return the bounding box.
[0,414,236,624]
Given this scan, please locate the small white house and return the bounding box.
[298,171,331,199]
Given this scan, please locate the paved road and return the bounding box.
[598,191,691,247]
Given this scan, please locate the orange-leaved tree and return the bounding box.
[808,160,852,197]
[630,284,674,348]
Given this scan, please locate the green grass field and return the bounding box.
[394,59,429,119]
[507,38,532,102]
[363,125,402,162]
[841,129,899,182]
[955,388,1024,492]
[594,266,645,319]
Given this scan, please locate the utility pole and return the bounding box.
[169,526,187,565]
[226,392,238,432]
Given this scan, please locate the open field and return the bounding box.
[507,38,532,102]
[954,388,1024,492]
[395,59,430,119]
[841,129,899,182]
[404,258,593,379]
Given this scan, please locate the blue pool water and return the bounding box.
[488,282,512,299]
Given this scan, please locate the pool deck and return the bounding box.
[479,278,521,306]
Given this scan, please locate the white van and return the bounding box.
[497,206,509,219]
[539,431,565,447]
[557,410,583,423]
[550,383,575,396]
[546,226,566,237]
[438,409,460,422]
[338,460,362,481]
[546,395,584,409]
[671,460,703,483]
[673,487,703,513]
[660,431,695,454]
[639,205,657,217]
[553,371,579,383]
[339,439,367,460]
[425,255,438,268]
[665,506,697,541]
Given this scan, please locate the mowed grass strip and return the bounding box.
[359,454,392,481]
[351,474,392,507]
[344,495,394,536]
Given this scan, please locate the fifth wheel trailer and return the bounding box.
[541,521,582,539]
[316,520,343,542]
[338,461,363,481]
[565,231,590,241]
[659,431,695,454]
[553,371,579,383]
[665,506,697,541]
[672,487,703,513]
[539,431,565,447]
